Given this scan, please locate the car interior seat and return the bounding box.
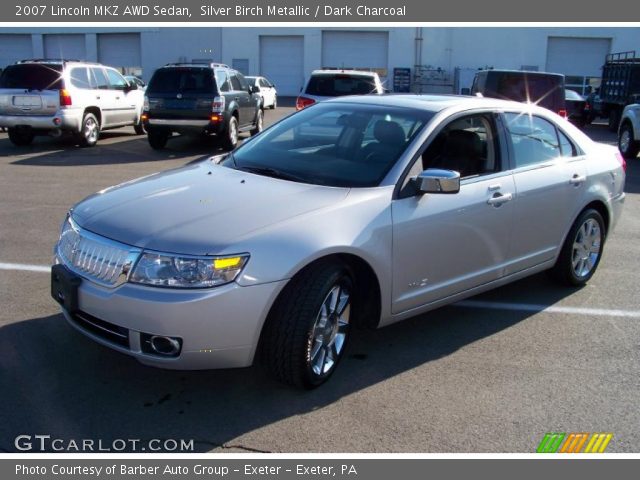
[360,120,406,163]
[425,129,485,177]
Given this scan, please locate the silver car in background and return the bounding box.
[0,59,145,146]
[52,95,625,388]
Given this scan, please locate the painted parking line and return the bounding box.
[2,262,640,319]
[0,262,51,273]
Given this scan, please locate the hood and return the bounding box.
[72,161,349,255]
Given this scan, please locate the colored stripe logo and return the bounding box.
[537,433,613,453]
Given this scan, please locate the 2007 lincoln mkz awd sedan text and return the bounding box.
[51,95,626,388]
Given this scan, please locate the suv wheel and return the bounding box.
[260,261,354,388]
[222,116,239,150]
[551,209,605,286]
[251,109,264,136]
[7,127,34,146]
[619,122,640,159]
[147,129,169,150]
[79,113,100,147]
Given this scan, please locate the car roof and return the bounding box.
[310,69,379,77]
[478,69,564,78]
[326,93,555,114]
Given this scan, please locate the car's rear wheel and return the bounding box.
[147,129,169,150]
[78,113,100,147]
[618,122,640,159]
[251,109,263,136]
[260,262,354,388]
[551,209,605,286]
[222,115,239,150]
[7,127,34,146]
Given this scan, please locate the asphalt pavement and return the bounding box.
[0,110,638,453]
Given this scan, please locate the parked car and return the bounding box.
[142,63,263,150]
[296,69,384,110]
[565,89,588,127]
[52,95,625,388]
[598,51,640,132]
[618,103,640,159]
[0,59,145,146]
[246,75,277,109]
[471,69,567,117]
[125,75,146,91]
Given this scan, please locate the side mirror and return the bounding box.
[415,169,460,194]
[251,85,260,94]
[125,82,138,91]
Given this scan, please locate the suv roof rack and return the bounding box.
[16,58,102,66]
[163,62,230,69]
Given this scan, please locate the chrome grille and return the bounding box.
[56,217,140,287]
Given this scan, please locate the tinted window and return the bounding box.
[229,74,242,91]
[147,68,216,94]
[305,74,377,96]
[486,72,564,112]
[215,70,230,92]
[225,103,432,188]
[0,64,63,90]
[70,67,92,89]
[235,72,248,90]
[106,69,128,90]
[504,113,561,167]
[91,68,109,90]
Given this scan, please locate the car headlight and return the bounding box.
[130,252,249,288]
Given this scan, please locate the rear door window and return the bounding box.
[91,68,110,90]
[69,67,92,90]
[504,113,562,167]
[0,64,64,90]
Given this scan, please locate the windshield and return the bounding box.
[223,102,432,188]
[305,74,378,96]
[147,68,216,94]
[0,64,64,90]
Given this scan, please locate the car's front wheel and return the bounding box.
[261,262,354,388]
[552,209,605,286]
[618,122,640,159]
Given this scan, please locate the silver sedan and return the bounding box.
[52,95,626,388]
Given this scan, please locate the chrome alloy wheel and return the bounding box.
[619,128,631,153]
[572,218,602,278]
[84,116,99,143]
[308,285,350,376]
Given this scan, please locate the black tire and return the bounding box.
[147,129,169,150]
[7,127,34,146]
[222,115,239,150]
[551,209,606,287]
[260,262,354,389]
[618,122,640,159]
[251,109,264,136]
[608,109,620,133]
[271,96,277,109]
[133,117,145,135]
[78,112,100,147]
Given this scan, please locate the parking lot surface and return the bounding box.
[0,107,639,453]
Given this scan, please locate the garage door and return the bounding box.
[260,36,304,96]
[0,34,32,67]
[44,34,86,60]
[546,37,611,77]
[322,31,389,80]
[98,33,141,72]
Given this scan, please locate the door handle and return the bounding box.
[96,96,101,100]
[115,96,121,100]
[569,174,586,186]
[487,192,513,206]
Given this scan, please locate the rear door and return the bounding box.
[229,71,254,126]
[502,112,587,274]
[90,67,118,128]
[0,63,63,117]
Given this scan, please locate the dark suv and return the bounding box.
[142,63,263,150]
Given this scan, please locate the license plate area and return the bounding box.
[13,95,42,108]
[51,264,81,313]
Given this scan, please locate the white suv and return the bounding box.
[296,69,384,110]
[618,103,640,159]
[0,59,145,147]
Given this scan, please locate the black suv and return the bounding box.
[142,63,263,150]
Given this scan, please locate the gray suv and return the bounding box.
[143,63,263,150]
[0,59,145,147]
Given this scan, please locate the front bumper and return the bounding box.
[59,272,287,370]
[0,109,83,131]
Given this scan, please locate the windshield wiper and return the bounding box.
[236,165,306,183]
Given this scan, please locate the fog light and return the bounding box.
[141,333,182,357]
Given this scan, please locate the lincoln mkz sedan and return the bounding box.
[52,95,626,388]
